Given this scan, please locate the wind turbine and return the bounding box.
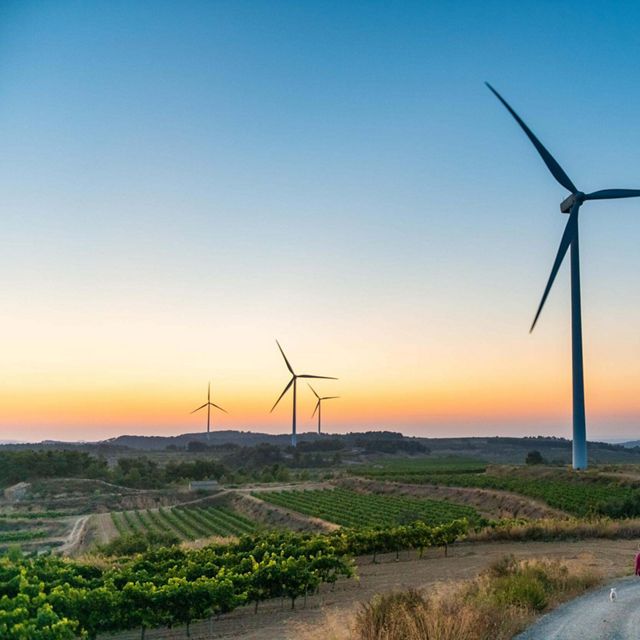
[487,82,640,470]
[308,384,339,435]
[270,340,337,447]
[191,381,227,440]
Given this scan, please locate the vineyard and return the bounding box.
[356,467,640,518]
[0,516,74,551]
[255,487,480,527]
[352,457,488,479]
[0,519,468,639]
[110,505,257,541]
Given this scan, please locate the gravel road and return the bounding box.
[516,576,640,640]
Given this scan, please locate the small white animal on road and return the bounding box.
[610,588,617,601]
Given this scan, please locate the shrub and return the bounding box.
[98,530,180,556]
[525,451,544,465]
[353,557,600,640]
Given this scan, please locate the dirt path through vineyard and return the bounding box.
[108,537,640,639]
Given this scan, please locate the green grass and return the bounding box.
[255,487,480,528]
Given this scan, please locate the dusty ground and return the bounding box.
[58,515,90,555]
[87,512,119,547]
[105,537,640,640]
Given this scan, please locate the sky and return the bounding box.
[1,1,640,442]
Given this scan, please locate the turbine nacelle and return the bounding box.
[560,192,584,213]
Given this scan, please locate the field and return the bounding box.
[355,464,640,518]
[255,487,480,527]
[353,457,488,479]
[110,504,257,540]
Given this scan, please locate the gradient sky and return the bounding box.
[2,1,640,442]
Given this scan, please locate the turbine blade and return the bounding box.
[321,396,340,401]
[275,340,295,375]
[307,383,320,399]
[210,402,228,414]
[486,82,578,194]
[270,377,294,413]
[298,375,338,380]
[190,403,208,414]
[584,189,640,201]
[311,400,320,418]
[530,204,579,332]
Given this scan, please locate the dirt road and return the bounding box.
[58,515,89,555]
[108,537,640,640]
[516,576,640,640]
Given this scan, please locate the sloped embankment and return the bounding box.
[229,491,339,532]
[339,476,568,520]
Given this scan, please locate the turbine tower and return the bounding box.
[191,381,227,440]
[270,340,337,447]
[308,384,339,435]
[487,82,640,470]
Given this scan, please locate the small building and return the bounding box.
[188,480,219,492]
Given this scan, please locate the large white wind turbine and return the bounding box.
[270,341,337,447]
[487,82,640,469]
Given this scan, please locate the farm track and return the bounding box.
[106,537,640,640]
[58,515,90,555]
[515,576,640,640]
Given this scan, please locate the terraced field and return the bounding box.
[356,466,640,518]
[353,457,488,480]
[110,505,257,541]
[255,487,480,528]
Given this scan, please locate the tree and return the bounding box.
[526,450,544,465]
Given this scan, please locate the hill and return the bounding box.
[3,430,640,465]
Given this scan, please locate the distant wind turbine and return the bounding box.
[487,82,640,470]
[270,341,337,447]
[191,381,227,440]
[308,384,339,435]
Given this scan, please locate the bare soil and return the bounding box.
[59,515,90,555]
[87,512,120,547]
[105,537,640,640]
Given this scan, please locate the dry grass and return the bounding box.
[349,556,600,640]
[471,517,640,542]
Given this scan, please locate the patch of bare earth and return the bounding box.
[106,538,640,640]
[339,476,567,520]
[85,512,119,548]
[58,515,90,556]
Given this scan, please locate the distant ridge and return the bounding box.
[2,432,640,465]
[104,430,306,450]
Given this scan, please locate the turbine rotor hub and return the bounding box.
[560,191,585,213]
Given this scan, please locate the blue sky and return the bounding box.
[1,1,640,441]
